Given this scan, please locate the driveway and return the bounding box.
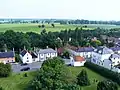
[11,62,43,73]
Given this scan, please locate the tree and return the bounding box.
[41,24,45,28]
[97,80,118,90]
[38,25,41,28]
[30,57,72,90]
[0,63,12,77]
[77,69,90,86]
[51,23,55,28]
[62,50,70,59]
[15,54,21,62]
[62,84,81,90]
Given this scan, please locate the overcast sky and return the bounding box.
[0,0,120,20]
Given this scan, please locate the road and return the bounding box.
[12,59,71,73]
[12,62,43,73]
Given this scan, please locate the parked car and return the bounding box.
[20,67,30,71]
[21,63,28,66]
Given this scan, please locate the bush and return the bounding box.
[0,63,12,77]
[77,69,90,86]
[24,73,28,77]
[0,87,3,90]
[85,62,120,85]
[97,80,118,90]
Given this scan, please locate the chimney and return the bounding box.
[46,46,49,49]
[4,44,7,52]
[24,46,26,50]
[13,48,15,52]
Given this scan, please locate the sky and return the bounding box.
[0,0,120,20]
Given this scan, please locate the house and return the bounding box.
[68,47,94,59]
[70,55,86,66]
[110,47,120,54]
[91,46,114,67]
[0,51,15,64]
[57,48,64,56]
[20,50,33,63]
[37,48,57,61]
[20,50,38,63]
[91,46,120,71]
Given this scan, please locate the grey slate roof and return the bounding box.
[110,54,120,59]
[0,51,15,58]
[20,50,27,56]
[96,46,113,54]
[39,48,57,54]
[110,47,120,51]
[75,47,94,52]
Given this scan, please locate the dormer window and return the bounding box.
[98,50,102,54]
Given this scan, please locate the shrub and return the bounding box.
[24,73,28,77]
[97,80,118,90]
[0,63,12,77]
[77,69,90,86]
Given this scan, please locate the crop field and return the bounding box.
[0,23,120,33]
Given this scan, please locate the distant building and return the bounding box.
[37,48,57,61]
[0,51,15,64]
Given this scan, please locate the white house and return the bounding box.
[20,50,38,63]
[37,48,57,61]
[68,47,94,59]
[91,46,120,72]
[70,55,86,66]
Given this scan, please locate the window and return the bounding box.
[27,57,29,59]
[27,60,29,62]
[118,61,119,63]
[7,60,9,62]
[103,60,104,62]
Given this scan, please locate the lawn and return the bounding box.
[68,66,106,90]
[0,23,120,33]
[0,71,37,90]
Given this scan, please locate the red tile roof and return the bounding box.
[74,56,85,62]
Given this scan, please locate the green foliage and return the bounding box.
[15,54,21,62]
[62,84,81,90]
[0,87,3,90]
[77,69,90,86]
[24,73,28,77]
[62,50,70,59]
[30,57,72,90]
[85,62,120,85]
[0,63,12,77]
[97,80,118,90]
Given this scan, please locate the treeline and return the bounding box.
[1,19,120,25]
[0,28,120,53]
[55,19,120,25]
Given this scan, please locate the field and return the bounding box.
[0,23,120,33]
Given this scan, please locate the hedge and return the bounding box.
[85,62,120,85]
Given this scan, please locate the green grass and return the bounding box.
[0,23,120,33]
[0,71,37,90]
[68,66,106,90]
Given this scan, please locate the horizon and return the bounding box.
[1,0,120,21]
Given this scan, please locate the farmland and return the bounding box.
[0,23,120,33]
